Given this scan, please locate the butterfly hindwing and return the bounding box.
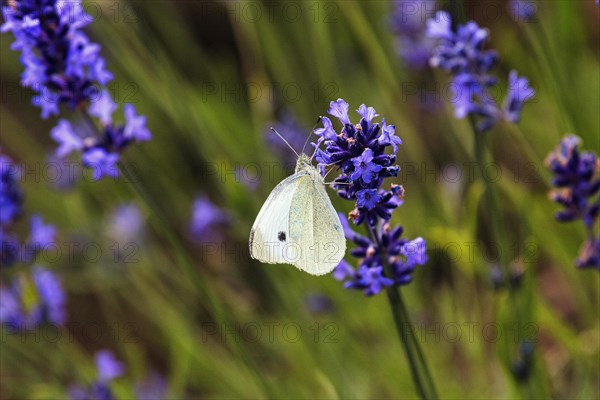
[289,169,346,275]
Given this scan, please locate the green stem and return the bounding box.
[366,224,438,399]
[471,118,512,288]
[470,119,545,397]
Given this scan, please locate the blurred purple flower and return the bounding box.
[26,215,56,251]
[69,350,124,400]
[303,292,335,315]
[21,215,57,264]
[51,120,84,158]
[89,90,118,125]
[401,237,428,267]
[82,149,120,181]
[0,155,23,226]
[546,135,600,269]
[0,267,66,331]
[68,383,114,400]
[0,228,20,268]
[124,104,152,142]
[508,0,536,22]
[96,350,125,382]
[189,196,230,242]
[333,259,355,281]
[504,70,535,123]
[392,0,438,69]
[266,111,308,160]
[106,204,145,244]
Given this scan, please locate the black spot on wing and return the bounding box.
[278,231,286,242]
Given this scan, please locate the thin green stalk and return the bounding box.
[385,285,429,399]
[470,118,548,398]
[471,118,512,289]
[367,224,438,399]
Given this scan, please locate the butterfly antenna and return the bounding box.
[301,116,322,156]
[270,127,299,158]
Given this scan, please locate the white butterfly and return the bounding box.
[249,153,346,275]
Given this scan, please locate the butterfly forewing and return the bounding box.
[249,171,306,264]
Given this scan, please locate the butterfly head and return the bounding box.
[295,153,313,173]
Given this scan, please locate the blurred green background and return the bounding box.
[1,0,599,398]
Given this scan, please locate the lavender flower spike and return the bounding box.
[392,0,438,69]
[314,99,427,295]
[1,1,152,180]
[426,11,534,132]
[546,135,600,269]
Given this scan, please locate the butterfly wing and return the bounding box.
[289,171,346,275]
[249,171,308,264]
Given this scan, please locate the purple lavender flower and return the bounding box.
[303,292,335,314]
[89,90,118,126]
[391,0,438,69]
[401,237,428,267]
[189,196,230,242]
[426,11,534,132]
[0,228,20,268]
[0,155,23,226]
[351,149,383,184]
[106,203,145,244]
[69,350,124,400]
[26,215,56,250]
[1,1,109,117]
[1,1,152,180]
[266,111,309,161]
[1,154,59,267]
[508,0,536,22]
[68,384,114,400]
[356,189,382,210]
[379,119,403,153]
[51,120,84,158]
[328,99,351,125]
[314,99,400,218]
[82,148,120,180]
[21,215,57,263]
[332,258,355,281]
[333,218,427,294]
[546,135,600,269]
[0,267,66,331]
[315,99,427,295]
[124,104,152,142]
[504,70,535,123]
[314,116,337,143]
[96,350,125,382]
